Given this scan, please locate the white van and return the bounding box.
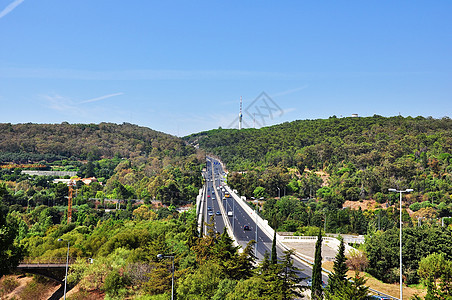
[227,211,233,217]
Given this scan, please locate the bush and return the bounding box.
[346,249,368,272]
[103,269,130,297]
[278,220,302,232]
[420,201,435,209]
[409,202,422,212]
[294,226,323,236]
[374,192,385,204]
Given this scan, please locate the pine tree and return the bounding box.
[279,250,304,299]
[324,272,370,300]
[271,230,278,265]
[326,238,348,293]
[311,228,323,300]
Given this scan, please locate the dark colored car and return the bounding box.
[216,211,221,216]
[243,225,250,231]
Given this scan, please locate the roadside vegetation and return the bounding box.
[1,117,452,299]
[187,115,452,299]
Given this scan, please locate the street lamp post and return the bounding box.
[277,187,280,199]
[157,254,175,300]
[57,239,70,300]
[388,188,413,300]
[254,200,258,254]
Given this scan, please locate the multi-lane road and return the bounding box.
[202,156,322,282]
[201,157,399,299]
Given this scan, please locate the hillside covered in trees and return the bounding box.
[0,122,204,206]
[0,122,193,162]
[185,115,452,207]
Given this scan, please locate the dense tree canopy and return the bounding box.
[185,116,452,207]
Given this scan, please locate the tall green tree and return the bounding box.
[271,230,278,265]
[278,249,304,300]
[311,228,323,299]
[326,238,348,293]
[414,253,452,300]
[324,272,370,300]
[0,206,23,277]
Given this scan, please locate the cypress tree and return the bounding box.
[326,238,348,293]
[311,228,323,300]
[271,230,277,265]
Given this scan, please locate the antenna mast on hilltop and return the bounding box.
[239,96,243,130]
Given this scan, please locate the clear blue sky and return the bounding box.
[1,1,451,136]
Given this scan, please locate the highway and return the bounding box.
[203,159,226,235]
[204,156,326,283]
[202,157,398,299]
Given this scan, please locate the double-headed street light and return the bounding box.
[157,254,175,300]
[388,188,413,300]
[57,238,70,300]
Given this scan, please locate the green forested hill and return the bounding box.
[185,115,452,171]
[0,122,192,162]
[184,115,452,206]
[0,122,204,207]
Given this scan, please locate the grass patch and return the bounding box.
[0,275,20,297]
[322,261,426,300]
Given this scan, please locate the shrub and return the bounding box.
[346,249,368,272]
[103,269,130,297]
[409,202,422,212]
[294,226,323,236]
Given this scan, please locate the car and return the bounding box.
[227,211,233,217]
[212,191,215,194]
[208,211,214,216]
[369,296,391,300]
[243,225,250,231]
[207,195,210,198]
[212,197,215,200]
[305,278,326,288]
[207,206,212,211]
[216,211,221,216]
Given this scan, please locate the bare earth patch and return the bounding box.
[2,275,60,300]
[343,199,386,210]
[2,275,33,299]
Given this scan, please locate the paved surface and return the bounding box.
[207,157,329,284]
[283,241,339,262]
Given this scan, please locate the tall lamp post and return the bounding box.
[388,188,413,300]
[254,200,259,254]
[277,187,280,199]
[57,239,70,300]
[157,254,175,300]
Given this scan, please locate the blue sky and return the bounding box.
[0,1,451,136]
